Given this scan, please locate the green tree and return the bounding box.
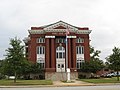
[90,46,101,60]
[5,37,25,82]
[30,63,43,74]
[106,47,120,81]
[81,46,104,75]
[30,63,45,79]
[0,60,14,76]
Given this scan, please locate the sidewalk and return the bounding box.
[0,80,94,88]
[1,80,120,88]
[52,80,95,87]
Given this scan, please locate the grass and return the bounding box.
[0,80,53,86]
[80,77,120,83]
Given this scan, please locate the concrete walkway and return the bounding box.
[53,80,94,86]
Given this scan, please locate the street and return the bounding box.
[0,85,120,90]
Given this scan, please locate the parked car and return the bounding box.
[9,76,15,79]
[106,73,115,77]
[106,72,120,77]
[113,72,120,76]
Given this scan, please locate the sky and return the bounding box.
[0,0,120,61]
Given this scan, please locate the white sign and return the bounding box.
[45,36,55,38]
[67,36,76,38]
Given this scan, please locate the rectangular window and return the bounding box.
[59,52,62,58]
[37,46,45,54]
[61,64,64,68]
[76,60,84,69]
[76,46,84,54]
[58,64,60,68]
[37,60,45,68]
[76,38,84,43]
[56,38,65,43]
[37,37,45,43]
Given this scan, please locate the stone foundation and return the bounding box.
[45,72,78,81]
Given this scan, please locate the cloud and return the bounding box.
[0,0,120,61]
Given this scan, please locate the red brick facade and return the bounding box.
[24,21,91,80]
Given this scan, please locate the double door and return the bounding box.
[56,59,65,72]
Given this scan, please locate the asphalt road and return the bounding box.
[0,85,120,90]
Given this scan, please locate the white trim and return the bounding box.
[67,36,76,38]
[28,30,45,34]
[76,30,92,34]
[44,21,78,31]
[28,29,91,34]
[45,36,55,38]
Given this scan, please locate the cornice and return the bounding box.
[28,29,91,34]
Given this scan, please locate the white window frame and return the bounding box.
[37,37,45,43]
[56,46,65,59]
[76,46,84,54]
[56,38,65,43]
[37,60,45,68]
[37,46,45,54]
[76,37,84,43]
[77,60,84,69]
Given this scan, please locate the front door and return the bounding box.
[56,46,65,72]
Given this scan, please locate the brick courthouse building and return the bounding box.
[24,21,91,80]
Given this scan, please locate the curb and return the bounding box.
[0,83,120,88]
[0,84,95,88]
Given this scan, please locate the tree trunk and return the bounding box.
[117,71,119,81]
[14,71,17,83]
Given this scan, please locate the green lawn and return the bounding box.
[80,77,120,83]
[0,80,53,86]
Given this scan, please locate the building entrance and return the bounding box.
[56,46,65,72]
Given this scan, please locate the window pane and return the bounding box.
[43,47,44,54]
[79,47,81,54]
[59,52,62,58]
[58,64,60,68]
[80,62,82,69]
[77,63,79,69]
[81,46,84,54]
[76,47,78,54]
[61,64,64,68]
[63,52,65,58]
[39,47,41,54]
[56,52,59,58]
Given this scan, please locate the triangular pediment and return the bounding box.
[53,26,67,29]
[43,21,78,31]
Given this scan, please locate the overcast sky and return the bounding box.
[0,0,120,61]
